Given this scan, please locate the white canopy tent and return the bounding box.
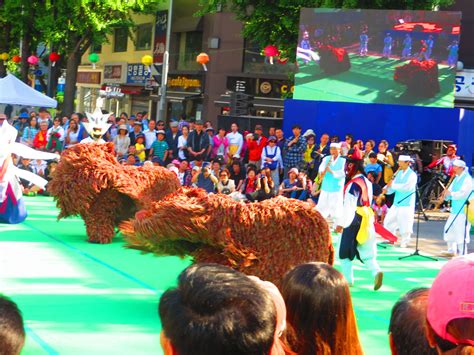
[0,74,57,108]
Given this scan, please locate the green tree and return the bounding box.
[198,0,455,62]
[39,0,160,114]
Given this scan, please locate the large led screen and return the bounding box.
[294,9,462,108]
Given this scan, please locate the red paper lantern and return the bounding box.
[196,52,210,71]
[12,55,21,64]
[49,52,60,66]
[263,45,279,65]
[264,45,279,57]
[27,55,39,66]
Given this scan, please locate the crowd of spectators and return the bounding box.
[8,107,402,209]
[157,254,474,355]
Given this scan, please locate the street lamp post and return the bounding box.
[157,0,173,122]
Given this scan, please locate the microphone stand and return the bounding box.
[445,190,473,256]
[397,176,437,261]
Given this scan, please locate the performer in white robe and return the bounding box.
[1,114,58,224]
[316,143,345,225]
[383,155,418,248]
[443,159,472,256]
[335,147,383,290]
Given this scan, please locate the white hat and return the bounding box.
[453,159,466,168]
[233,154,241,159]
[398,155,413,162]
[330,142,341,149]
[303,129,316,137]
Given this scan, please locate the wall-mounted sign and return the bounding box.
[154,10,168,64]
[77,71,101,85]
[455,70,474,100]
[126,63,151,85]
[168,74,203,92]
[103,63,127,84]
[226,76,293,98]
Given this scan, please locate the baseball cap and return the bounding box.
[170,121,179,128]
[427,254,474,346]
[268,136,277,142]
[156,130,166,135]
[19,112,29,119]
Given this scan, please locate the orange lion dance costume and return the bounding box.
[121,188,334,284]
[51,144,333,283]
[49,143,180,243]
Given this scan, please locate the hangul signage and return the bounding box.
[126,63,151,85]
[455,70,474,100]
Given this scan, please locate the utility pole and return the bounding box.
[157,0,173,122]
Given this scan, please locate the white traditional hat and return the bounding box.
[303,129,316,137]
[453,159,466,168]
[330,142,341,149]
[398,155,413,162]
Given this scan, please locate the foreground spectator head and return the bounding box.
[0,295,25,355]
[426,254,474,354]
[291,124,302,136]
[159,264,277,355]
[389,288,436,355]
[282,262,363,355]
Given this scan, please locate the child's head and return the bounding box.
[136,135,144,144]
[375,194,386,206]
[0,295,25,355]
[367,171,377,183]
[128,146,137,154]
[157,131,166,141]
[369,152,377,164]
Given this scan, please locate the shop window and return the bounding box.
[114,27,128,52]
[177,31,203,71]
[136,23,153,51]
[243,40,296,75]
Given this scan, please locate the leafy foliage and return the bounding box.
[198,0,455,61]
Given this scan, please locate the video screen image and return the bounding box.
[294,9,462,108]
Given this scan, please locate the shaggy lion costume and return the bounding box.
[51,144,334,282]
[49,143,180,243]
[121,188,334,284]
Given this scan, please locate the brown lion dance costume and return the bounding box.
[49,143,180,243]
[51,144,333,283]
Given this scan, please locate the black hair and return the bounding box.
[159,264,276,355]
[38,107,48,113]
[0,295,25,355]
[292,124,301,130]
[389,288,437,355]
[369,152,377,159]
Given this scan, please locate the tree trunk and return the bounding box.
[63,51,81,115]
[20,32,31,83]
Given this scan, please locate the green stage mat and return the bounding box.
[295,53,455,107]
[0,197,445,354]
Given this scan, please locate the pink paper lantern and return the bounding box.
[27,55,39,66]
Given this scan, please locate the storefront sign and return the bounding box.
[455,70,474,100]
[154,10,168,64]
[227,76,294,98]
[126,63,151,85]
[104,63,126,84]
[77,71,101,85]
[168,74,203,92]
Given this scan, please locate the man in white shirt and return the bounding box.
[316,143,346,226]
[383,155,418,248]
[226,123,243,160]
[143,119,157,155]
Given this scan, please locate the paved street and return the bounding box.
[393,211,473,258]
